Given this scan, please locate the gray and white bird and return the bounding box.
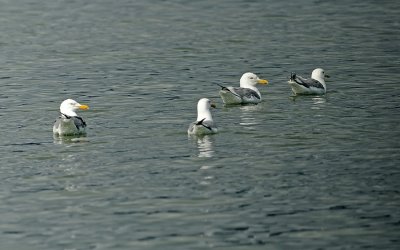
[288,68,330,95]
[187,98,218,136]
[218,72,268,105]
[53,99,89,136]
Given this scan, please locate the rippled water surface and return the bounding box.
[1,0,399,249]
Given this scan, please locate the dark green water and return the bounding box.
[0,0,399,249]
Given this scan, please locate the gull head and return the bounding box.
[240,72,268,88]
[197,98,216,112]
[60,99,89,117]
[311,68,330,83]
[197,98,216,121]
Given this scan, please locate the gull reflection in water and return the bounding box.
[239,104,262,129]
[311,96,326,110]
[53,134,89,145]
[189,135,215,158]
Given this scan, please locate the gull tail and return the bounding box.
[214,82,229,91]
[290,72,297,81]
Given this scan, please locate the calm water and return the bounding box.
[1,0,399,249]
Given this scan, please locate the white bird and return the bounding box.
[288,68,330,95]
[217,72,268,104]
[53,99,89,136]
[188,98,218,135]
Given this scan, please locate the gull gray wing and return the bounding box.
[290,73,324,89]
[72,116,87,130]
[230,87,261,100]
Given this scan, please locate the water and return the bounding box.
[1,0,399,249]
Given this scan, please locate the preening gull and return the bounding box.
[288,68,329,95]
[188,98,218,135]
[217,72,268,104]
[53,99,89,136]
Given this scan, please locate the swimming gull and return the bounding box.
[288,68,330,95]
[217,72,268,104]
[188,98,218,135]
[53,99,89,136]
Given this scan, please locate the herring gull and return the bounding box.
[53,99,89,136]
[217,72,268,104]
[188,98,218,135]
[288,68,330,95]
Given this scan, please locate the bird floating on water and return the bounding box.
[53,99,89,136]
[288,68,329,95]
[217,72,268,105]
[188,98,218,136]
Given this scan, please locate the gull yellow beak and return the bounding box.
[258,79,268,85]
[79,104,89,110]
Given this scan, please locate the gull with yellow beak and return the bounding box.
[53,99,89,136]
[217,72,268,104]
[188,98,218,135]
